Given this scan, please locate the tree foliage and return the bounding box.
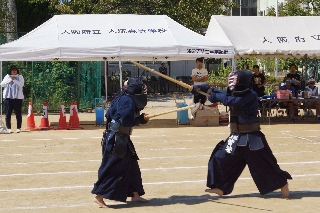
[0,1,5,32]
[267,0,320,16]
[0,0,18,42]
[12,0,236,33]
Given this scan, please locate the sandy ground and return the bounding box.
[0,93,320,213]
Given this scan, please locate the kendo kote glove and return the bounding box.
[209,88,227,103]
[139,113,148,124]
[191,84,211,94]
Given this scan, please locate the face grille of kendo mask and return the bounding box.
[228,71,238,91]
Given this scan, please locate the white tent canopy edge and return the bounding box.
[206,15,320,59]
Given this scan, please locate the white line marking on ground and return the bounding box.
[281,132,320,144]
[2,157,320,166]
[279,161,320,165]
[271,137,294,139]
[32,139,51,141]
[0,148,318,157]
[0,151,99,157]
[2,162,320,177]
[62,138,79,140]
[140,155,210,160]
[1,190,320,211]
[0,140,18,142]
[0,171,95,177]
[0,175,319,192]
[1,160,100,165]
[0,156,211,165]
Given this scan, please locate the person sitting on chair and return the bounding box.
[303,78,319,116]
[279,78,299,123]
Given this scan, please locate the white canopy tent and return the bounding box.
[206,15,320,59]
[0,14,234,87]
[0,14,235,114]
[0,14,234,61]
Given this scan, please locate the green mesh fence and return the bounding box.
[1,61,102,113]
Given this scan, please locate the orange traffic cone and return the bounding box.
[68,102,83,129]
[38,102,51,130]
[24,102,37,130]
[56,102,69,130]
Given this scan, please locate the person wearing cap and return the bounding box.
[303,78,319,116]
[279,78,299,123]
[158,63,167,95]
[0,65,24,133]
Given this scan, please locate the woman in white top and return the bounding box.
[0,65,24,133]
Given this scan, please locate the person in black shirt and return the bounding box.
[252,65,266,97]
[284,64,301,97]
[158,63,167,95]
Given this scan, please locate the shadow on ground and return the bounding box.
[109,190,320,210]
[109,194,271,211]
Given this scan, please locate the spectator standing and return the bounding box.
[0,65,24,133]
[252,65,266,97]
[158,63,167,95]
[191,58,208,104]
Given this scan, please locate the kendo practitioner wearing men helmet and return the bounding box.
[92,78,149,208]
[205,70,292,198]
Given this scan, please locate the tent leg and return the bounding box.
[275,58,278,77]
[119,57,123,88]
[232,57,236,71]
[0,61,2,117]
[104,60,108,103]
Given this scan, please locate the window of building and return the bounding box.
[232,0,257,16]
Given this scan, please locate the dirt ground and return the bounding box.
[0,93,320,213]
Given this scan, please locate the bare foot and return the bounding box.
[205,188,224,196]
[94,195,109,208]
[131,196,148,203]
[281,183,290,199]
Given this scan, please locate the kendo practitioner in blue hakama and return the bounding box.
[205,70,292,199]
[92,78,149,208]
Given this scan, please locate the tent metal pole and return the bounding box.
[304,55,308,81]
[232,56,236,71]
[119,56,122,88]
[0,61,2,118]
[104,60,108,104]
[275,0,279,78]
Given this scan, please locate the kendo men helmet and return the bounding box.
[228,70,253,92]
[123,78,148,110]
[124,78,147,95]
